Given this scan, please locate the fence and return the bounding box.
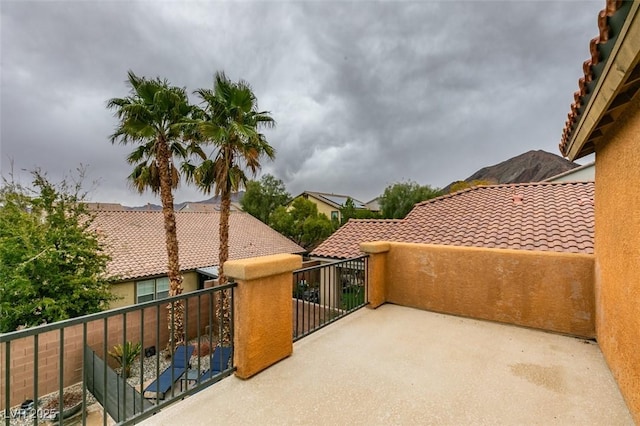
[292,255,369,341]
[0,283,236,425]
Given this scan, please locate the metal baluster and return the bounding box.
[82,323,87,426]
[33,334,38,426]
[102,319,107,426]
[5,341,10,426]
[57,328,64,426]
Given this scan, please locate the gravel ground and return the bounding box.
[3,383,96,426]
[123,339,216,389]
[4,340,217,425]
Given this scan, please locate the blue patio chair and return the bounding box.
[143,345,194,399]
[200,346,232,381]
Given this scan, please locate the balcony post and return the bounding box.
[224,253,302,379]
[360,241,390,308]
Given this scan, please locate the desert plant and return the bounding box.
[108,341,142,378]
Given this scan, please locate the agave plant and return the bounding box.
[108,341,142,378]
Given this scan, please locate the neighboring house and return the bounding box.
[293,191,369,222]
[544,161,595,182]
[559,1,640,418]
[312,181,594,260]
[92,210,305,307]
[364,197,381,213]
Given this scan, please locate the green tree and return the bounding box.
[240,174,290,224]
[339,197,357,225]
[270,198,333,250]
[379,181,441,219]
[338,197,381,225]
[188,72,275,345]
[449,179,495,193]
[108,71,196,346]
[0,170,115,333]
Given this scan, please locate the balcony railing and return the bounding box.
[0,283,236,425]
[293,255,369,341]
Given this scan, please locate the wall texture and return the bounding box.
[376,242,595,338]
[226,254,301,379]
[594,92,640,422]
[109,271,200,309]
[306,196,339,221]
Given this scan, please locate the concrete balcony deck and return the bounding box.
[144,304,632,425]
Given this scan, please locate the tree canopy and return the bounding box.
[0,171,115,333]
[270,198,333,251]
[379,181,441,219]
[240,174,290,224]
[339,197,381,224]
[449,179,496,193]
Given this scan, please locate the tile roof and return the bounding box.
[91,211,305,280]
[311,182,594,259]
[311,219,401,259]
[560,0,630,157]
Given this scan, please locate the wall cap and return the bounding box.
[224,254,302,281]
[360,241,391,254]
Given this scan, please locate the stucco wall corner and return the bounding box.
[225,254,302,281]
[360,241,391,254]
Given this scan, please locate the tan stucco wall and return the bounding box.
[182,271,199,293]
[361,241,390,308]
[109,281,134,308]
[379,242,595,338]
[305,196,339,221]
[109,271,201,309]
[226,254,302,379]
[594,92,640,422]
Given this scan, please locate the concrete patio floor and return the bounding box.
[144,304,632,425]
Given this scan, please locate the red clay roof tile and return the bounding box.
[91,211,305,280]
[560,0,625,155]
[311,182,594,259]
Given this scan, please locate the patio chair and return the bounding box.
[143,345,194,399]
[200,346,232,381]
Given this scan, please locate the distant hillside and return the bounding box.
[126,191,245,211]
[444,150,579,193]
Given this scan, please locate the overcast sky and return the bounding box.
[1,0,601,206]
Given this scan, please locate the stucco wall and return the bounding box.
[109,280,134,308]
[307,196,339,221]
[382,242,595,338]
[226,254,302,379]
[109,271,200,308]
[594,92,640,421]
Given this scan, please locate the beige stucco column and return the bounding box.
[360,241,390,309]
[225,253,302,379]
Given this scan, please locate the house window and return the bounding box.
[331,211,339,221]
[136,277,170,303]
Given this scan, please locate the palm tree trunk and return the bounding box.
[156,137,185,348]
[217,189,231,345]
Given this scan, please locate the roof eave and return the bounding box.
[565,3,640,161]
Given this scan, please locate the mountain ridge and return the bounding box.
[443,150,580,193]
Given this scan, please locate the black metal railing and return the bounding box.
[0,283,236,425]
[293,255,368,341]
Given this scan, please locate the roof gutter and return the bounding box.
[565,2,640,160]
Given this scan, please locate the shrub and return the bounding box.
[109,341,142,378]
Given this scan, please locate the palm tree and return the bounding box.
[108,71,197,346]
[188,72,275,344]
